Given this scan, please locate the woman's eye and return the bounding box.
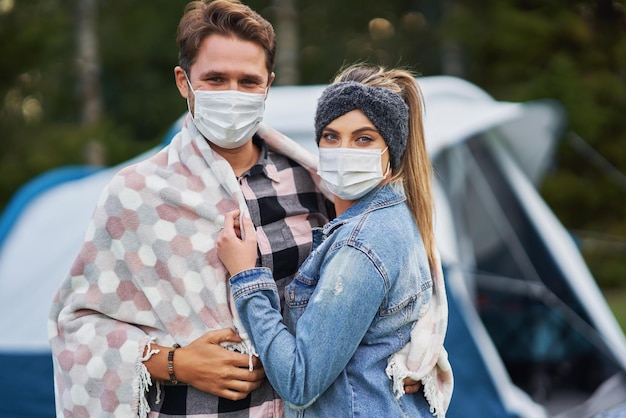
[321,133,338,141]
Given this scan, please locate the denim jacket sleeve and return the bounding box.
[229,245,387,408]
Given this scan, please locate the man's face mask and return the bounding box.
[186,73,266,149]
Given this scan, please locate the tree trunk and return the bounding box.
[272,0,299,85]
[76,0,103,126]
[441,0,465,78]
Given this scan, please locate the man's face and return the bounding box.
[176,34,274,115]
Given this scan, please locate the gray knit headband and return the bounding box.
[314,81,409,169]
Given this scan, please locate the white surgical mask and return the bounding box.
[317,147,390,200]
[186,74,266,149]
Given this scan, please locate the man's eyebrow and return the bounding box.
[196,71,265,83]
[197,70,226,79]
[241,73,265,83]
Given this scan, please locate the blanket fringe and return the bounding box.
[386,360,446,418]
[421,373,445,418]
[135,337,159,418]
[223,340,258,371]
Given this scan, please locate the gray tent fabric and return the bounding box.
[1,77,625,417]
[554,374,626,418]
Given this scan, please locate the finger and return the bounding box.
[250,355,263,370]
[404,385,420,394]
[204,328,242,344]
[229,365,266,381]
[222,210,241,237]
[230,355,264,372]
[218,390,248,402]
[233,218,242,239]
[240,210,256,242]
[219,381,263,401]
[403,380,422,394]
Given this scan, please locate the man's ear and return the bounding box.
[265,72,275,98]
[174,66,189,99]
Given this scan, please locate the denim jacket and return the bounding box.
[230,183,435,417]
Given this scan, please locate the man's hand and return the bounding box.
[145,328,265,400]
[403,377,422,394]
[176,328,265,400]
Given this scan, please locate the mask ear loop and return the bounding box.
[383,161,391,178]
[381,147,391,177]
[184,72,194,92]
[184,72,195,117]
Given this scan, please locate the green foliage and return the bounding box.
[294,0,435,82]
[97,0,190,141]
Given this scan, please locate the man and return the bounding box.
[48,1,331,416]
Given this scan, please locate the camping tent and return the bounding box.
[1,76,625,417]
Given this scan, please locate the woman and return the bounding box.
[217,64,453,417]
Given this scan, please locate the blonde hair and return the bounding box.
[332,64,436,268]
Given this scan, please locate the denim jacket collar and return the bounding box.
[322,182,406,237]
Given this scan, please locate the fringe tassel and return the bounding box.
[385,360,447,418]
[421,373,445,418]
[385,359,407,398]
[224,340,258,372]
[155,381,163,405]
[134,337,160,418]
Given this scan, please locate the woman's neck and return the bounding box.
[333,198,355,217]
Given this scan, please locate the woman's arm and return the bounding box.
[218,212,386,407]
[231,251,385,407]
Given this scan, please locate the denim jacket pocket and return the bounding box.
[284,271,318,329]
[377,279,433,330]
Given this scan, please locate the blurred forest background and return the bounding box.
[0,0,625,292]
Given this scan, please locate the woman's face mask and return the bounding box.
[186,73,266,149]
[317,147,390,200]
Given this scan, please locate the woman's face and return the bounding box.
[319,109,391,171]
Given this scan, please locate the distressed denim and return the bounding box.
[230,183,435,417]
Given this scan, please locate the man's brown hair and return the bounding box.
[177,0,276,77]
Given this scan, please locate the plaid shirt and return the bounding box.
[242,135,332,302]
[147,135,332,417]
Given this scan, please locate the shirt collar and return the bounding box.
[238,134,280,183]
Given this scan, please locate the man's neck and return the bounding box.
[209,138,260,177]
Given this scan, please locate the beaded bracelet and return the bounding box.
[167,343,181,384]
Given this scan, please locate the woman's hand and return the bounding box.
[216,209,258,276]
